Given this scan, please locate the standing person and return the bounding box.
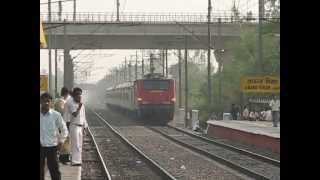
[249,110,255,121]
[54,87,70,115]
[54,87,72,164]
[261,108,266,121]
[242,106,249,120]
[67,87,88,166]
[40,92,68,180]
[63,89,73,129]
[265,107,273,121]
[254,109,260,121]
[231,104,238,120]
[269,95,280,127]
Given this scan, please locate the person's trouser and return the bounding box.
[272,111,279,127]
[232,113,237,120]
[70,125,83,164]
[59,136,70,163]
[40,145,61,180]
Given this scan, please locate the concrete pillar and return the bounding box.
[64,49,73,90]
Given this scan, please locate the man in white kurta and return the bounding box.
[67,87,88,166]
[269,96,280,127]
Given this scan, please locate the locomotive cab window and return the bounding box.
[143,80,170,90]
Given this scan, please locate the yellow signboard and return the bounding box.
[240,76,280,93]
[40,18,47,48]
[40,75,48,92]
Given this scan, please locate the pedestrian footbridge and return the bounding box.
[41,12,279,50]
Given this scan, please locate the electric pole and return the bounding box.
[162,50,165,76]
[184,36,189,128]
[150,53,155,74]
[58,1,62,21]
[218,18,222,105]
[128,62,132,82]
[116,0,120,22]
[258,0,264,74]
[124,57,127,82]
[56,0,62,96]
[142,58,144,76]
[165,49,168,77]
[55,49,58,97]
[73,0,76,21]
[135,51,138,80]
[48,0,52,95]
[178,49,182,108]
[207,0,213,108]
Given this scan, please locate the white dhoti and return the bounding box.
[70,125,83,164]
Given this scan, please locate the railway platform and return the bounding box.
[206,120,280,153]
[45,163,81,180]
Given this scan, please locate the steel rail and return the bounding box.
[168,125,280,167]
[148,126,271,180]
[86,126,113,180]
[90,109,177,180]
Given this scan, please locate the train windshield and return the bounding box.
[143,80,170,90]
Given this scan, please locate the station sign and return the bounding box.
[240,76,280,93]
[40,75,48,92]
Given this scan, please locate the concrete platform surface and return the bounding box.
[207,120,280,138]
[45,163,81,180]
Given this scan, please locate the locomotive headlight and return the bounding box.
[137,98,142,101]
[171,98,176,102]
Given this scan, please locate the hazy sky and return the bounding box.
[40,0,259,83]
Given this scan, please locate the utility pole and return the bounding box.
[48,0,51,21]
[55,49,58,97]
[135,51,138,80]
[58,1,62,21]
[48,0,52,95]
[56,0,62,97]
[124,57,127,82]
[116,0,120,22]
[207,0,213,108]
[165,49,168,77]
[128,62,132,82]
[184,36,189,128]
[258,0,264,74]
[116,69,119,85]
[142,58,144,76]
[73,0,76,21]
[150,53,155,74]
[217,18,222,105]
[162,50,165,76]
[178,49,182,108]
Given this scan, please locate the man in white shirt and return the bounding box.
[269,95,280,127]
[40,92,68,180]
[54,87,72,164]
[66,87,88,166]
[242,106,249,120]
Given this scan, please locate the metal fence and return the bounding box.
[40,12,279,24]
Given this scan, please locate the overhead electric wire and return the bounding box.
[40,0,73,5]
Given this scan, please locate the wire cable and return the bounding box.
[40,0,73,5]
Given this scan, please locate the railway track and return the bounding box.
[168,125,280,166]
[82,127,112,180]
[87,108,177,180]
[93,108,253,180]
[148,125,280,180]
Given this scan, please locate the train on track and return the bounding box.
[105,73,176,124]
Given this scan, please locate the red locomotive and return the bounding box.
[105,73,176,124]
